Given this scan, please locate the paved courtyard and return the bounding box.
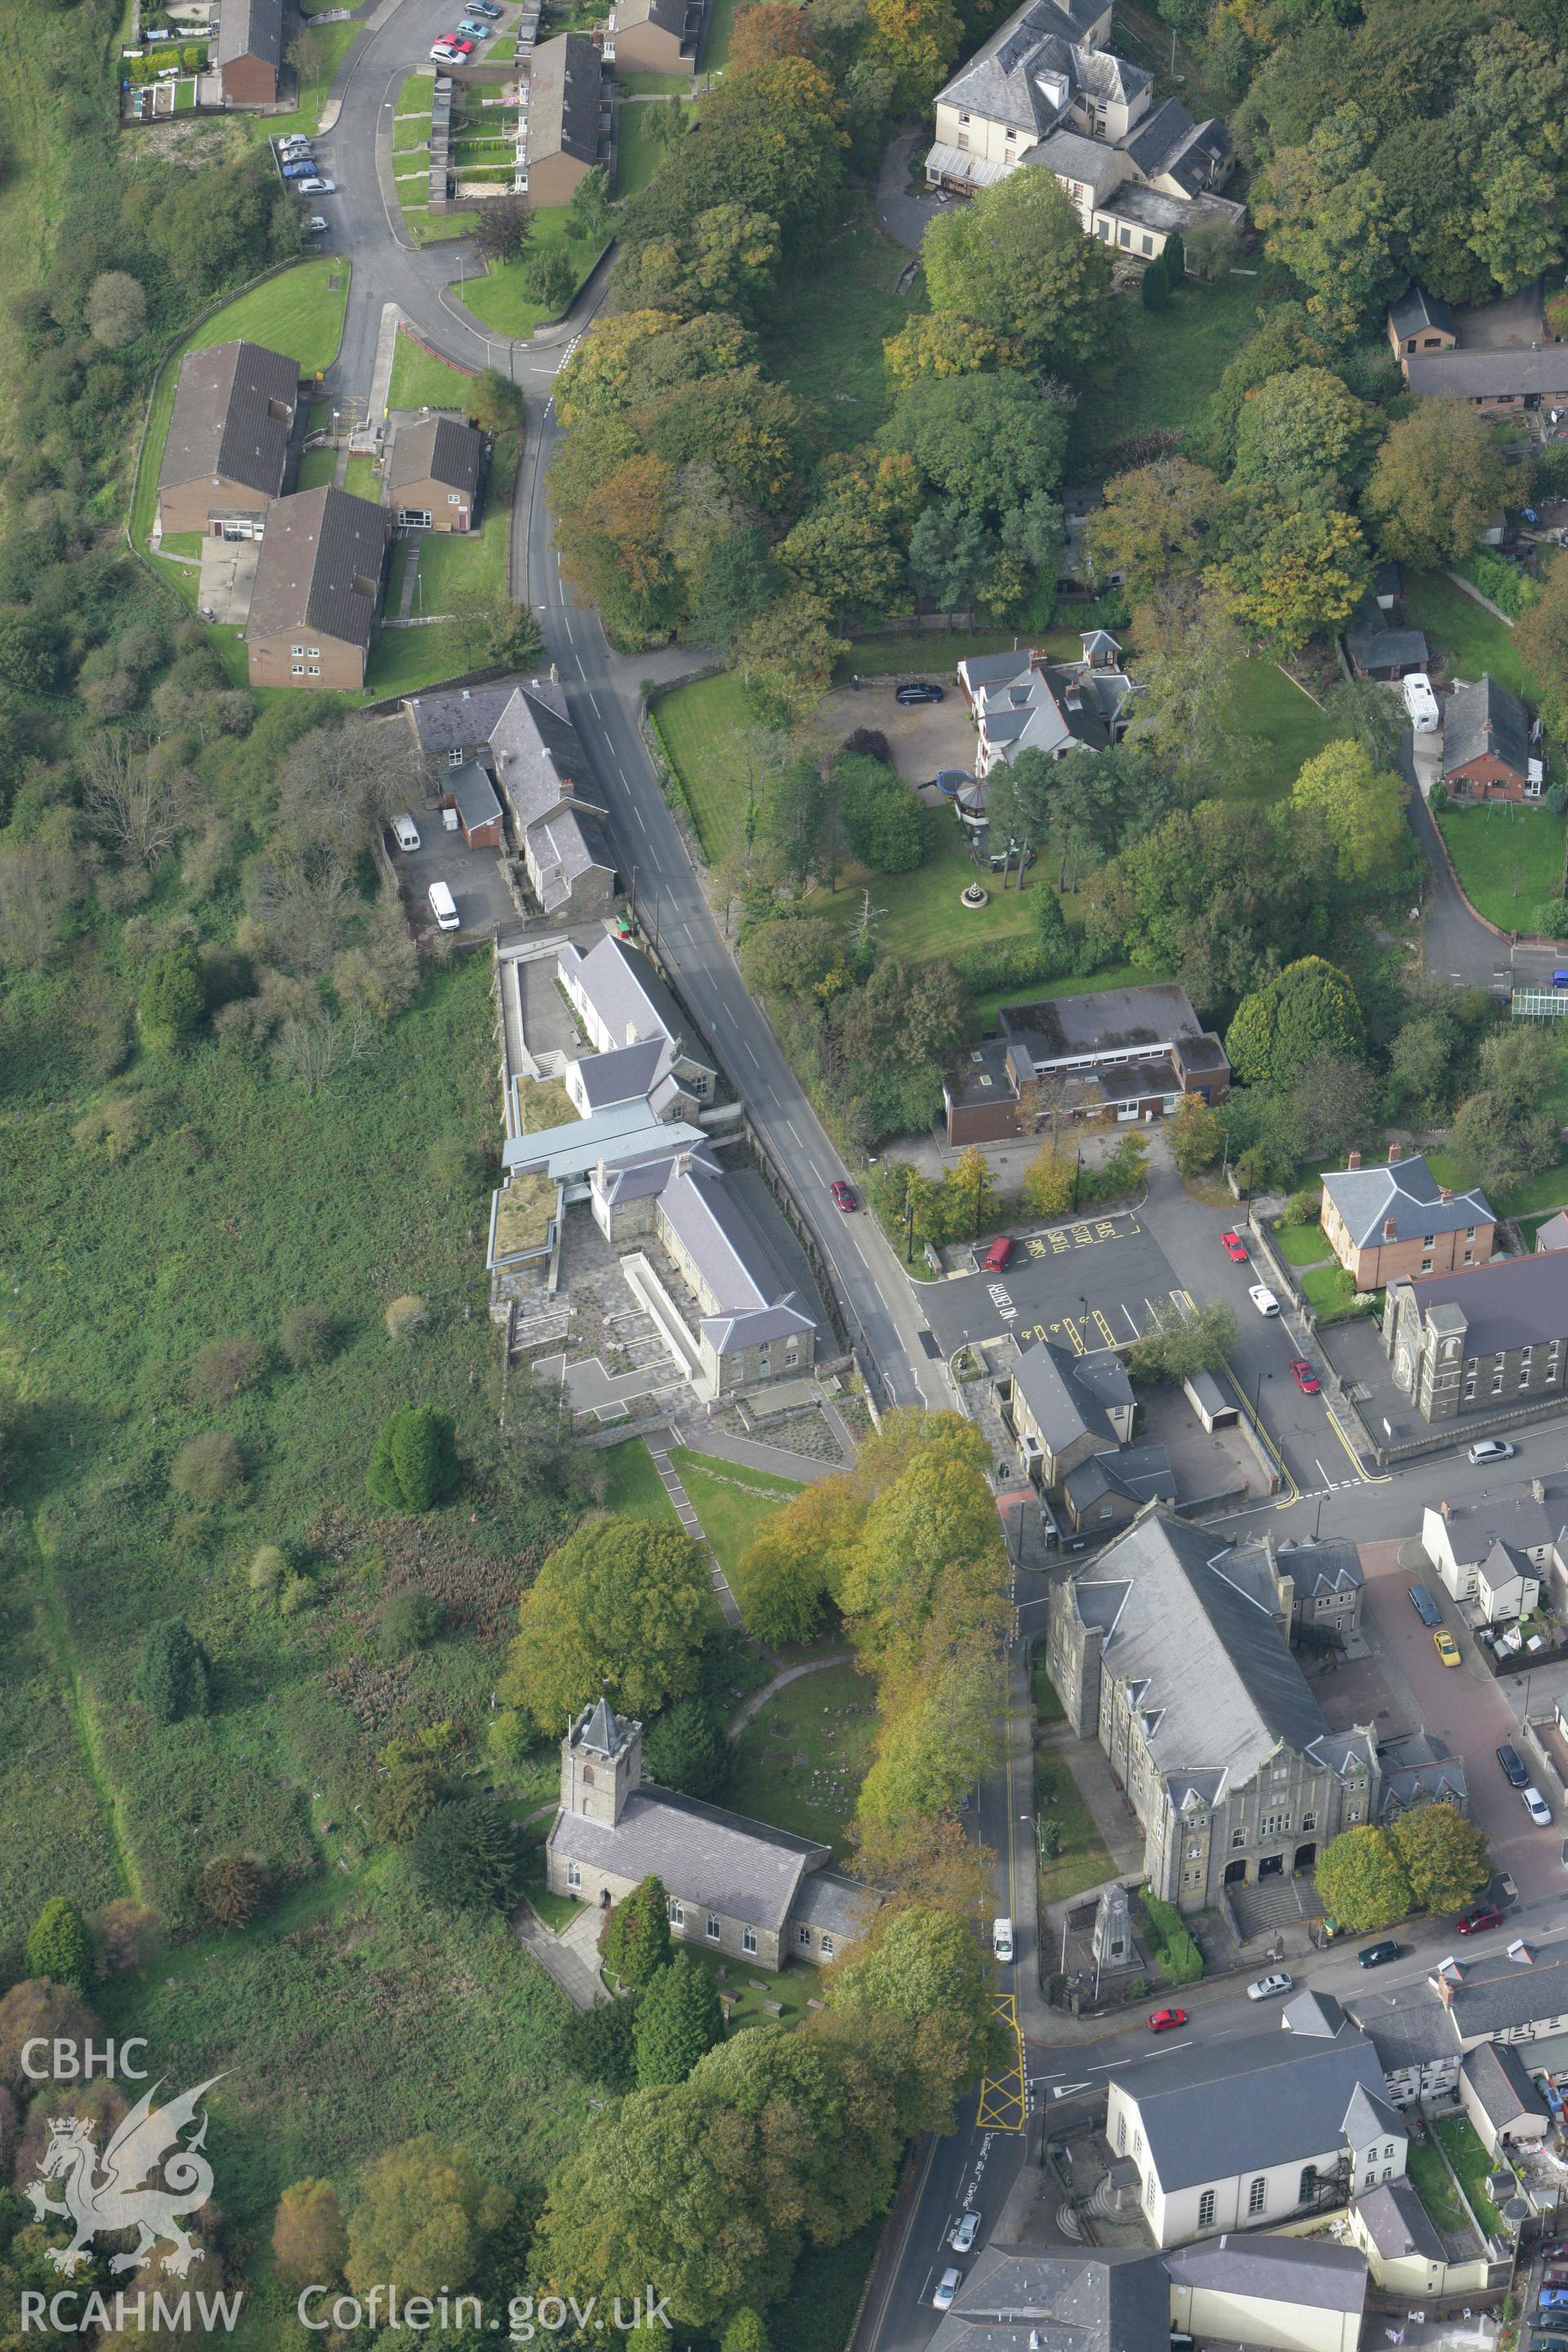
[197,536,259,625]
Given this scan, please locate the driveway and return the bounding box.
[391,813,516,940]
[813,675,978,784]
[875,127,942,255]
[1401,733,1514,992]
[1452,279,1546,350]
[1359,1537,1560,1902]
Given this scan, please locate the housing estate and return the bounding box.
[215,0,281,104]
[942,981,1229,1147]
[520,33,605,205]
[956,633,1133,776]
[1442,673,1539,800]
[1000,1337,1174,1535]
[403,681,617,920]
[604,0,704,75]
[244,484,390,691]
[1045,1509,1383,1915]
[546,1698,866,1968]
[1106,1992,1405,2248]
[155,339,299,539]
[1317,1147,1495,1290]
[925,2238,1367,2352]
[387,414,483,533]
[924,0,1244,266]
[1383,1252,1568,1426]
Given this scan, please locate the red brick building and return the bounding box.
[1319,1147,1496,1291]
[1442,674,1536,802]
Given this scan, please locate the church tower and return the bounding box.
[560,1695,642,1825]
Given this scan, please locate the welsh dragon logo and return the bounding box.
[25,2076,224,2279]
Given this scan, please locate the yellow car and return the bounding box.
[1434,1630,1462,1668]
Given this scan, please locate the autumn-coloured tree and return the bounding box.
[198,1851,266,1931]
[1290,741,1406,890]
[0,1980,100,2096]
[1082,457,1226,599]
[883,314,1022,390]
[1387,1805,1490,1917]
[866,0,962,110]
[273,2180,349,2289]
[1363,398,1510,572]
[346,2137,514,2300]
[728,0,811,70]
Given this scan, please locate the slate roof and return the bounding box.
[577,1695,627,1758]
[560,934,715,1072]
[658,1165,814,1355]
[927,2245,1171,2352]
[1354,2176,1446,2267]
[1281,1539,1365,1604]
[1111,2021,1400,2191]
[1389,285,1456,341]
[527,30,601,167]
[549,1785,826,1931]
[1162,2234,1367,2317]
[1013,1339,1131,1455]
[1344,596,1429,675]
[1282,1989,1347,2039]
[1062,1512,1359,1801]
[158,339,298,503]
[216,0,281,72]
[574,1040,671,1111]
[593,1141,724,1205]
[502,1098,707,1179]
[247,485,389,651]
[1436,1938,1568,2043]
[1407,349,1568,399]
[1375,1731,1468,1825]
[1397,1250,1568,1359]
[1348,1996,1458,2078]
[1120,95,1196,177]
[1462,2036,1548,2128]
[791,1869,872,1941]
[1141,110,1231,195]
[1321,1152,1494,1251]
[491,681,606,831]
[404,682,514,755]
[934,0,1126,138]
[1423,1480,1566,1566]
[1538,1209,1568,1254]
[1062,1442,1174,1514]
[447,760,501,835]
[1036,127,1123,187]
[388,413,482,501]
[1445,673,1532,781]
[527,807,614,913]
[612,0,689,30]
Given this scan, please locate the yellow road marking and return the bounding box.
[1323,1401,1391,1485]
[977,1992,1026,2131]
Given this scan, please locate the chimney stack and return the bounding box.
[1383,1217,1398,1241]
[1440,1187,1453,1205]
[1441,1499,1452,1518]
[1347,1149,1362,1169]
[1388,1143,1401,1165]
[1534,1478,1546,1503]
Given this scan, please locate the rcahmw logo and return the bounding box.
[15,2041,242,2334]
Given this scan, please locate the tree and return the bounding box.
[1364,399,1510,572]
[87,270,147,348]
[470,367,526,434]
[1215,495,1371,650]
[1315,1825,1411,1932]
[828,1904,1004,2132]
[1126,1298,1238,1384]
[562,1991,642,2091]
[91,1898,163,1980]
[139,943,206,1050]
[736,591,840,725]
[470,191,533,262]
[198,1850,266,1929]
[1231,366,1381,497]
[567,164,612,247]
[881,372,1067,522]
[781,452,920,623]
[346,2137,514,2299]
[272,2180,349,2290]
[170,1429,246,1506]
[601,1875,675,1988]
[692,528,785,648]
[838,753,928,873]
[840,1452,1009,1677]
[1448,1086,1558,1194]
[1252,104,1399,337]
[635,1954,726,2087]
[722,2313,771,2352]
[883,313,1022,390]
[411,1799,520,1910]
[948,1143,997,1241]
[279,1303,340,1369]
[0,605,63,695]
[0,1980,100,2098]
[1140,250,1170,310]
[1225,958,1365,1089]
[25,1900,95,1995]
[1515,560,1568,735]
[380,1587,445,1659]
[1290,739,1406,889]
[1021,1145,1076,1218]
[134,1618,212,1724]
[502,1517,711,1727]
[1167,1092,1224,1176]
[922,169,1113,375]
[532,246,578,314]
[366,1406,460,1515]
[1083,456,1224,597]
[866,0,962,109]
[729,0,812,68]
[731,1477,866,1644]
[1272,1052,1381,1164]
[1387,1804,1490,1917]
[644,1699,728,1801]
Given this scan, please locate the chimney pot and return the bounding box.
[1441,1499,1451,1518]
[1383,1217,1398,1241]
[1388,1143,1401,1164]
[1347,1149,1361,1169]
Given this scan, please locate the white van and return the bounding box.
[992,1917,1013,1963]
[393,813,421,853]
[428,880,460,932]
[1403,673,1441,733]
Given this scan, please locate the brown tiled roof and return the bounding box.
[216,0,282,72]
[247,486,390,651]
[527,32,601,167]
[388,414,482,501]
[158,339,299,502]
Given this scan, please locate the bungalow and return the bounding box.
[1405,346,1568,417]
[245,485,390,691]
[1318,1146,1495,1290]
[388,414,482,533]
[1443,673,1537,800]
[156,339,299,538]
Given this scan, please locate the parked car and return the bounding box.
[983,1235,1014,1274]
[1147,2008,1187,2033]
[1219,1230,1248,1262]
[1358,1940,1400,1968]
[1524,1784,1554,1826]
[1434,1629,1462,1668]
[1499,1744,1530,1788]
[1246,1971,1293,2001]
[1539,2291,1568,2311]
[950,2214,978,2254]
[471,0,502,13]
[992,1917,1013,1962]
[1289,1358,1320,1394]
[297,177,336,194]
[1457,1903,1503,1934]
[895,681,944,705]
[1408,1583,1441,1627]
[279,141,314,159]
[303,216,330,234]
[392,814,421,853]
[281,159,317,177]
[1469,1437,1516,1465]
[831,1180,858,1213]
[1403,673,1441,732]
[933,2270,961,2313]
[431,40,464,55]
[1248,1284,1281,1316]
[428,880,460,933]
[458,17,491,30]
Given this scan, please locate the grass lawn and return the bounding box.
[1406,570,1543,702]
[967,960,1169,1029]
[131,259,352,549]
[1036,1746,1116,1907]
[296,444,336,490]
[257,19,360,136]
[650,668,757,862]
[702,0,746,69]
[1428,1146,1568,1222]
[1407,2134,1470,2238]
[601,1437,680,1524]
[683,1944,820,2028]
[725,1660,875,1860]
[363,617,472,695]
[1431,2114,1504,2235]
[1065,272,1270,479]
[619,69,692,91]
[414,443,514,609]
[158,530,203,558]
[1033,1655,1066,1725]
[1218,657,1339,804]
[461,213,605,335]
[761,192,922,448]
[343,452,381,501]
[617,97,682,197]
[1437,801,1566,932]
[1273,1221,1330,1268]
[1302,1264,1357,1315]
[402,205,474,244]
[670,1448,800,1580]
[387,328,476,413]
[807,832,1043,968]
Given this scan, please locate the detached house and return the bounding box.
[404,680,617,918]
[245,485,390,691]
[387,414,482,533]
[1002,1338,1173,1534]
[1390,282,1568,416]
[156,339,299,539]
[1318,1147,1495,1291]
[1420,1480,1562,1614]
[957,634,1133,776]
[1443,673,1537,800]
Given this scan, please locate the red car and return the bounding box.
[831,1180,858,1214]
[1457,1904,1504,1935]
[1220,1231,1248,1263]
[1289,1358,1320,1395]
[1147,2007,1187,2033]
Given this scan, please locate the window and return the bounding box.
[1145,2172,1156,2209]
[1116,2115,1126,2153]
[448,746,466,767]
[308,666,321,677]
[1463,1250,1473,1264]
[1133,2131,1142,2158]
[292,665,305,676]
[291,644,305,657]
[820,1936,833,1958]
[1140,234,1153,254]
[448,493,463,506]
[1302,1813,1316,1833]
[1118,226,1130,246]
[1467,1225,1476,1239]
[706,1915,721,1941]
[1420,1259,1432,1275]
[799,1925,811,1947]
[1423,1235,1434,1248]
[308,648,320,660]
[566,1861,581,1889]
[1298,2167,1315,2205]
[667,1897,682,1923]
[1231,1829,1246,1847]
[1383,2145,1394,2158]
[742,1927,758,1956]
[1248,2177,1267,2216]
[1197,2190,1216,2230]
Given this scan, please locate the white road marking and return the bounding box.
[786,1120,804,1148]
[1120,1303,1140,1335]
[634,806,648,834]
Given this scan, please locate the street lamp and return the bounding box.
[1080,1295,1089,1352]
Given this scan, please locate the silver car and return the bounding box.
[951,2213,978,2254]
[933,2270,961,2312]
[1246,1971,1294,2002]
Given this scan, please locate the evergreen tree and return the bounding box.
[644,1699,728,1801]
[134,1617,212,1723]
[721,2312,771,2352]
[599,1875,674,1986]
[1140,253,1170,310]
[139,943,207,1049]
[367,1406,460,1514]
[634,1954,725,2087]
[562,1991,642,2091]
[411,1801,520,1910]
[25,1900,95,1994]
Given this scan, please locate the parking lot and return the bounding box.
[920,1207,1190,1358]
[391,811,516,940]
